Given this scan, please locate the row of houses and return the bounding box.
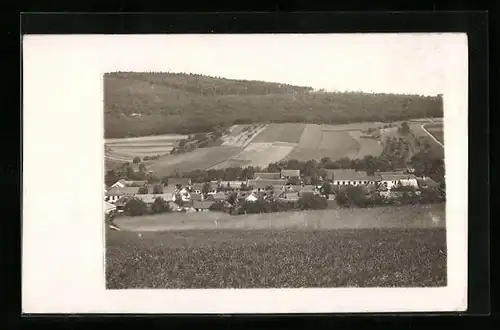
[104,169,437,211]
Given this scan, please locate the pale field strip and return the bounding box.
[227,141,297,168]
[221,124,268,148]
[348,130,384,158]
[114,204,446,232]
[105,134,188,144]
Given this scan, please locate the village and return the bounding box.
[104,166,443,221]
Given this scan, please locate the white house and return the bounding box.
[245,193,258,202]
[105,186,140,203]
[378,172,419,190]
[326,169,379,186]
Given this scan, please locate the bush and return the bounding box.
[297,194,327,210]
[124,198,148,216]
[151,197,171,214]
[209,201,226,212]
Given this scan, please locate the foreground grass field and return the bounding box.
[106,228,447,289]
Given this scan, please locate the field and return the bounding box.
[410,122,444,158]
[251,123,305,143]
[114,204,445,231]
[348,131,384,158]
[146,146,242,176]
[106,118,441,174]
[106,227,446,288]
[105,134,187,163]
[424,123,444,144]
[284,124,362,161]
[214,141,297,169]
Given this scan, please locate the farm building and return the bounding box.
[190,193,204,202]
[281,169,301,179]
[254,172,281,180]
[245,193,259,202]
[191,183,204,193]
[209,192,227,202]
[248,179,287,191]
[326,169,379,186]
[167,177,192,188]
[219,180,249,190]
[105,186,140,203]
[278,191,300,201]
[111,179,147,188]
[377,171,419,190]
[192,200,214,212]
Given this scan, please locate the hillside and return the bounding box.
[104,72,443,138]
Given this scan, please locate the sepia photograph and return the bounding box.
[103,34,448,290]
[22,32,468,314]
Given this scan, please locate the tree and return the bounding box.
[152,184,163,194]
[202,182,211,195]
[124,198,148,216]
[151,197,171,214]
[133,156,141,164]
[401,121,411,134]
[139,163,146,172]
[320,182,333,198]
[105,170,119,187]
[298,193,327,210]
[138,186,149,194]
[227,192,238,205]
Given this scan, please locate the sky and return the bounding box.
[94,33,467,96]
[29,33,467,96]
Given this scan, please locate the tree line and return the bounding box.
[104,72,443,138]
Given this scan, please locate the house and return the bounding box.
[378,171,419,190]
[245,193,259,202]
[210,192,227,202]
[254,172,281,180]
[248,179,287,192]
[111,179,147,188]
[281,169,301,179]
[219,180,248,190]
[192,200,214,212]
[278,191,300,201]
[104,201,117,214]
[299,185,317,195]
[326,169,379,186]
[105,186,140,203]
[167,177,192,188]
[191,183,204,194]
[190,193,204,202]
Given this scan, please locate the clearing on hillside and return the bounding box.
[146,146,242,176]
[213,141,297,169]
[285,124,360,161]
[251,123,305,144]
[348,131,384,158]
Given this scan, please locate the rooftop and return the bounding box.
[326,169,377,181]
[254,172,281,180]
[281,169,301,177]
[106,186,140,196]
[248,179,287,189]
[193,200,214,209]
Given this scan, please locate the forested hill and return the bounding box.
[104,72,443,138]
